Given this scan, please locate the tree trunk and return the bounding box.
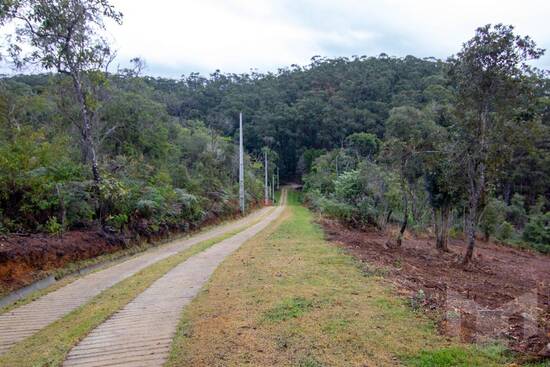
[463,199,477,264]
[435,206,450,252]
[433,208,441,248]
[396,193,408,247]
[462,103,488,265]
[384,209,392,229]
[71,74,101,185]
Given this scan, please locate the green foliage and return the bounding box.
[522,212,550,252]
[304,159,402,228]
[0,125,82,231]
[479,198,508,241]
[0,89,264,235]
[496,221,514,241]
[508,194,527,227]
[0,24,548,254]
[346,132,380,159]
[45,216,63,236]
[106,214,128,231]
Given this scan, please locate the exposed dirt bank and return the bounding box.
[320,218,550,360]
[0,204,263,298]
[0,230,119,294]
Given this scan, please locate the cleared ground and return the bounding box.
[321,217,549,359]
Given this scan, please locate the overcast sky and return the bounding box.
[4,0,550,78]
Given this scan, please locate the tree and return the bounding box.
[448,24,544,264]
[4,0,123,185]
[424,159,464,251]
[346,132,380,160]
[384,106,439,247]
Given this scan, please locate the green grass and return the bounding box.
[405,343,548,367]
[0,223,255,366]
[263,296,313,322]
[406,345,508,367]
[165,190,536,366]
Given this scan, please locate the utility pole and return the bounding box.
[276,166,279,190]
[264,149,269,206]
[239,112,245,214]
[272,173,276,204]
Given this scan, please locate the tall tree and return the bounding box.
[4,0,123,184]
[384,106,438,247]
[448,24,544,264]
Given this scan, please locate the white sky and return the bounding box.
[3,0,550,78]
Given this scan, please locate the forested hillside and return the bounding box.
[1,19,549,261]
[0,72,267,237]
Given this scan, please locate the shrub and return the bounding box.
[522,212,550,249]
[508,194,528,227]
[320,198,357,224]
[496,221,514,241]
[135,199,159,219]
[479,198,508,241]
[106,213,128,231]
[60,182,95,227]
[174,189,203,223]
[45,216,63,236]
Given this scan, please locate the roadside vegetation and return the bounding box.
[166,191,536,366]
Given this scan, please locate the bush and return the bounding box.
[522,212,550,250]
[508,194,528,227]
[496,221,514,241]
[45,216,63,236]
[60,182,95,227]
[174,189,203,223]
[319,197,358,225]
[479,198,508,241]
[106,213,128,231]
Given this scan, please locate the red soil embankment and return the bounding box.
[0,230,121,294]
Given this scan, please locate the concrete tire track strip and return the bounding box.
[63,191,286,367]
[0,202,276,355]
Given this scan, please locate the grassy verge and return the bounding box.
[0,223,254,367]
[166,191,533,367]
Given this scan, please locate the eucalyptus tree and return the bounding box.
[448,24,545,264]
[383,106,440,247]
[3,0,123,185]
[345,132,381,161]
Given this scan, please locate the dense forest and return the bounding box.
[0,0,548,263]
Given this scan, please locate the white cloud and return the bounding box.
[4,0,550,77]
